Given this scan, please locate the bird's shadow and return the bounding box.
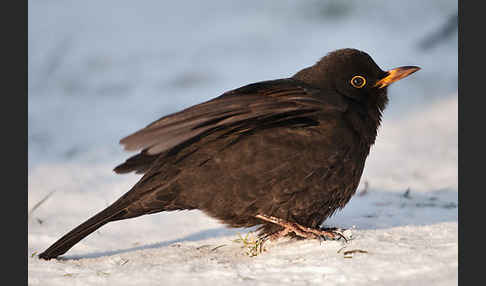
[61,188,457,261]
[63,226,255,260]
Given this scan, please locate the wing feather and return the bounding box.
[115,79,347,174]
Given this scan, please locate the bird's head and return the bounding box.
[293,48,420,109]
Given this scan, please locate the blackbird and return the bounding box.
[38,48,419,260]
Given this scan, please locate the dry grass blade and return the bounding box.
[233,232,266,257]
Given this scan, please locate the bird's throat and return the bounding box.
[346,94,388,147]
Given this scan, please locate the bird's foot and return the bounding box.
[255,214,347,242]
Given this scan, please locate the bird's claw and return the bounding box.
[255,214,349,242]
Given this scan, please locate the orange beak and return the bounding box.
[375,66,421,88]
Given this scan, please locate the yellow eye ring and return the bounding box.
[350,75,366,88]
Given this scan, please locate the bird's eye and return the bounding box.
[350,75,366,88]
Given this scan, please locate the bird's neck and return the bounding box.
[346,94,388,147]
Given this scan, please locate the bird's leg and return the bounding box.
[255,214,346,241]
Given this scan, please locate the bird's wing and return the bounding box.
[114,78,348,174]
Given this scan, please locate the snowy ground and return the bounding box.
[28,0,457,285]
[28,97,458,285]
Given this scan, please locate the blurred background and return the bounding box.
[28,0,457,173]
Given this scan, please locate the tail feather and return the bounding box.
[38,200,129,260]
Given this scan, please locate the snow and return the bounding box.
[28,0,457,285]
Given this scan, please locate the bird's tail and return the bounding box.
[38,199,130,260]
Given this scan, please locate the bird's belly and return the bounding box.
[284,158,366,228]
[171,125,368,228]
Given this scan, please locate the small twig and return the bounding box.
[343,249,368,255]
[28,190,56,221]
[196,244,211,250]
[211,244,227,252]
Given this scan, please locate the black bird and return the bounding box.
[38,48,420,260]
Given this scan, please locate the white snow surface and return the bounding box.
[28,0,457,285]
